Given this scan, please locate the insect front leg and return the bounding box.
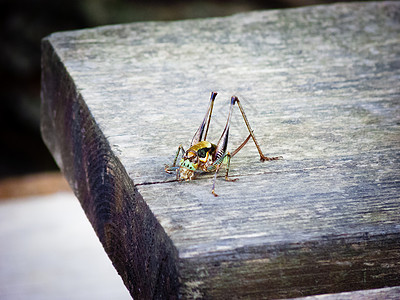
[164,145,185,174]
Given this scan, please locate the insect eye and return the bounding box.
[197,148,207,158]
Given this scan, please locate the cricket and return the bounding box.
[165,92,281,196]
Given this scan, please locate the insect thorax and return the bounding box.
[178,141,217,180]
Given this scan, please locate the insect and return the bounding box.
[165,92,281,196]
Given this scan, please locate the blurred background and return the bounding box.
[0,0,364,299]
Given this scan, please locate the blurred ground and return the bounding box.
[0,192,131,300]
[0,172,70,199]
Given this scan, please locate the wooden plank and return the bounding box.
[296,286,400,300]
[41,2,400,299]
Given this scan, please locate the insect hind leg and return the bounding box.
[190,92,217,146]
[232,96,281,161]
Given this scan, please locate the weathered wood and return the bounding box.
[297,286,400,299]
[41,2,400,299]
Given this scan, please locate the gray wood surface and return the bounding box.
[298,286,400,300]
[41,2,400,299]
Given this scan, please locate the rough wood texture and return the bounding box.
[41,2,400,299]
[298,286,400,300]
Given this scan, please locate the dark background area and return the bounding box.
[0,0,358,179]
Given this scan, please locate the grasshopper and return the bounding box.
[165,92,281,196]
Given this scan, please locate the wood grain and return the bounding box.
[41,2,400,298]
